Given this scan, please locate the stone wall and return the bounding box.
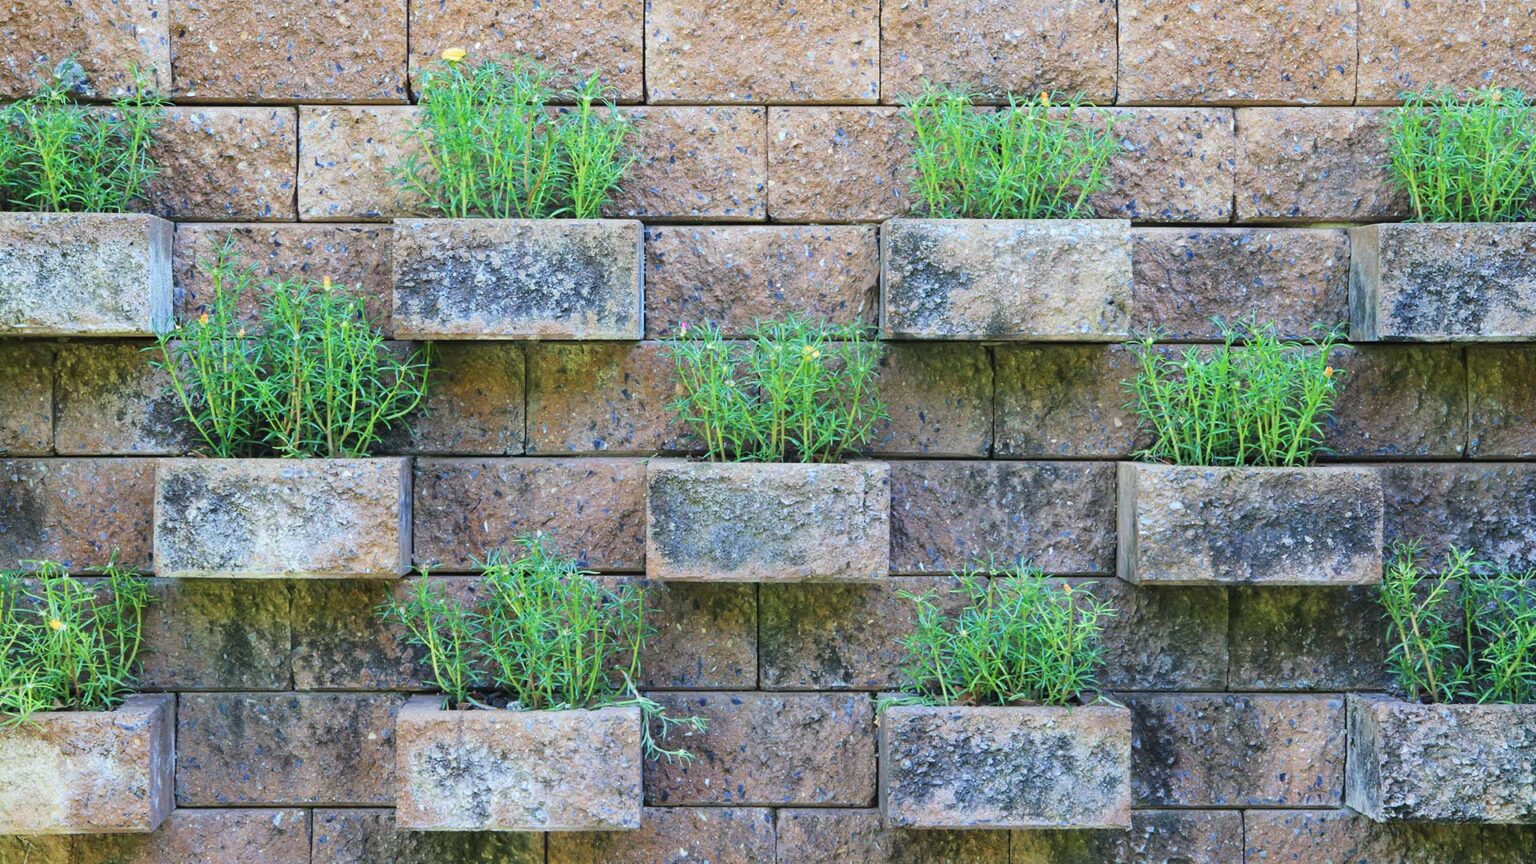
[3,1,1536,861]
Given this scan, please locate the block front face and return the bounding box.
[0,214,171,337]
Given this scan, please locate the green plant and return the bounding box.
[1381,542,1536,705]
[150,245,430,458]
[379,536,706,761]
[0,63,165,213]
[1125,319,1344,467]
[1388,87,1536,222]
[0,561,151,724]
[885,562,1115,709]
[665,316,887,463]
[398,53,633,219]
[901,84,1119,219]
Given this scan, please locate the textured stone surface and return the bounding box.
[1011,810,1245,864]
[643,225,877,338]
[1348,695,1536,824]
[1229,587,1388,691]
[0,0,171,98]
[1470,346,1536,458]
[382,342,526,455]
[0,213,172,337]
[548,807,775,864]
[994,344,1138,458]
[72,808,312,864]
[1119,463,1384,586]
[607,107,768,221]
[879,704,1132,829]
[1243,809,1492,864]
[1129,693,1346,807]
[0,695,173,835]
[175,693,402,806]
[153,458,410,578]
[145,107,298,221]
[1086,578,1230,692]
[138,578,292,691]
[297,106,421,220]
[526,342,691,454]
[881,218,1132,340]
[646,1,878,103]
[54,343,192,455]
[645,460,891,582]
[872,343,992,457]
[880,0,1117,103]
[0,343,52,455]
[391,219,642,340]
[1235,108,1407,223]
[0,458,155,571]
[1326,345,1468,459]
[1351,223,1536,341]
[768,107,914,222]
[1382,463,1536,571]
[396,698,642,831]
[169,0,407,102]
[1358,0,1536,102]
[633,580,758,690]
[777,807,1009,864]
[1131,227,1350,340]
[413,457,646,571]
[312,808,543,864]
[1119,0,1358,104]
[1090,108,1237,223]
[643,692,876,806]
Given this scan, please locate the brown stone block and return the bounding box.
[54,343,192,455]
[1091,108,1236,223]
[0,458,155,571]
[297,106,421,221]
[768,107,914,223]
[526,341,691,455]
[312,808,543,863]
[1469,345,1536,458]
[382,342,526,456]
[1235,108,1408,223]
[138,578,292,691]
[994,344,1138,459]
[1012,810,1245,864]
[1358,0,1536,102]
[777,807,1009,864]
[1381,463,1536,570]
[1326,344,1468,459]
[1228,587,1389,691]
[548,807,775,864]
[74,808,312,864]
[873,343,992,458]
[1088,578,1229,692]
[0,343,53,455]
[0,0,171,98]
[1243,808,1491,863]
[145,107,298,221]
[607,107,769,222]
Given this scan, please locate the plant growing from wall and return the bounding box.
[150,245,430,458]
[398,51,634,219]
[1380,542,1536,705]
[379,535,705,761]
[1125,319,1344,467]
[1387,87,1536,222]
[900,84,1119,220]
[0,561,151,724]
[664,316,887,463]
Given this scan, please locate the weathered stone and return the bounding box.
[297,106,422,220]
[0,458,155,571]
[1128,693,1346,807]
[645,460,891,582]
[880,0,1117,103]
[1351,223,1536,342]
[642,225,877,338]
[526,342,691,454]
[879,704,1132,829]
[994,344,1138,458]
[175,693,401,806]
[1326,345,1468,459]
[1348,695,1536,824]
[1382,463,1536,570]
[0,343,52,455]
[395,697,641,831]
[413,457,646,571]
[0,695,173,835]
[1229,587,1389,691]
[1118,0,1357,104]
[1119,463,1384,586]
[380,342,526,455]
[1243,809,1490,864]
[0,0,171,98]
[73,808,312,864]
[1011,810,1245,864]
[881,219,1132,340]
[392,219,642,340]
[632,580,758,690]
[0,214,171,337]
[408,0,643,102]
[607,107,769,221]
[643,692,876,806]
[312,808,543,864]
[54,343,192,455]
[873,343,992,457]
[1358,0,1536,102]
[1131,227,1350,340]
[145,107,298,221]
[776,807,1009,864]
[138,578,292,691]
[549,807,775,864]
[890,461,1115,574]
[169,0,407,102]
[1090,108,1236,223]
[153,458,410,578]
[1235,108,1407,223]
[1469,346,1536,458]
[768,107,914,222]
[1086,578,1230,692]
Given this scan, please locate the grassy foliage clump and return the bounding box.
[1381,542,1536,705]
[0,66,165,213]
[1388,87,1536,222]
[379,536,705,760]
[665,316,887,463]
[0,562,151,724]
[399,53,633,219]
[1126,320,1344,468]
[887,563,1114,708]
[151,246,429,458]
[901,84,1119,219]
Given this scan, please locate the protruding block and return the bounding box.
[154,458,410,578]
[0,213,172,337]
[1117,462,1383,585]
[391,219,643,339]
[395,696,642,831]
[881,219,1132,340]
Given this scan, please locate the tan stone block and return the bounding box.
[525,341,691,455]
[607,107,768,221]
[145,107,298,221]
[1091,108,1236,223]
[1326,344,1468,459]
[1243,809,1491,863]
[137,578,292,691]
[0,0,171,98]
[777,807,1010,864]
[1382,463,1536,571]
[873,343,992,457]
[54,344,192,455]
[548,807,775,864]
[1469,346,1536,458]
[74,808,312,864]
[0,343,53,455]
[384,342,526,455]
[1235,108,1409,223]
[1011,810,1245,864]
[994,344,1138,458]
[297,106,421,221]
[0,458,155,571]
[768,107,914,222]
[1359,0,1536,102]
[311,808,542,864]
[0,213,172,337]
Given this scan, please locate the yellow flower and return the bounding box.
[198,312,210,326]
[236,327,247,338]
[441,47,468,64]
[1039,91,1050,108]
[322,276,334,292]
[802,345,821,360]
[1323,366,1335,378]
[48,619,65,632]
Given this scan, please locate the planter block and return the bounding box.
[394,696,642,831]
[880,218,1132,340]
[154,458,410,578]
[645,460,890,582]
[879,703,1132,829]
[0,213,172,336]
[392,218,643,339]
[1117,463,1383,585]
[0,695,174,835]
[1347,694,1536,824]
[1350,223,1536,341]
